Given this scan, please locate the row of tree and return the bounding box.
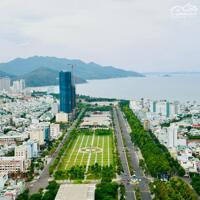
[87,105,112,112]
[95,181,119,200]
[120,101,185,177]
[78,95,117,102]
[95,165,123,200]
[17,181,59,200]
[54,164,115,180]
[95,129,112,136]
[150,177,198,200]
[190,173,200,195]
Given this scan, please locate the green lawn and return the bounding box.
[58,131,114,171]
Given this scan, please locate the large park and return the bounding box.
[58,129,114,171]
[50,107,117,181]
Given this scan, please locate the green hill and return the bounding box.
[0,56,144,86]
[19,67,86,87]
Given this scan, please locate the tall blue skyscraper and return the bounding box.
[59,71,76,113]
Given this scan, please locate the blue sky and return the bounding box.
[0,0,199,72]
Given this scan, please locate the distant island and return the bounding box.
[144,72,200,77]
[0,56,144,87]
[163,74,171,77]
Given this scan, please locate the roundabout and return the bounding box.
[80,147,102,153]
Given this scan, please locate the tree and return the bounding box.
[95,182,119,200]
[42,192,54,200]
[29,193,42,200]
[16,189,29,200]
[120,102,185,178]
[190,173,200,195]
[150,177,198,200]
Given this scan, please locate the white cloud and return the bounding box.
[0,0,199,72]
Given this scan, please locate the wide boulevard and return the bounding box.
[114,106,152,200]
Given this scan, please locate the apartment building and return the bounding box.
[0,157,26,173]
[50,123,61,140]
[29,128,45,146]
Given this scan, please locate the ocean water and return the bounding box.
[29,75,200,102]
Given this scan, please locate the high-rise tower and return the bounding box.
[59,71,76,113]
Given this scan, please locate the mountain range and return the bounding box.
[0,56,144,87]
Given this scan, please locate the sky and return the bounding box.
[0,0,199,72]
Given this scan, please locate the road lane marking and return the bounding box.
[101,136,105,167]
[86,133,95,172]
[80,135,90,165]
[65,135,81,169]
[95,136,100,164]
[73,135,85,165]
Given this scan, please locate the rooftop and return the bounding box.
[55,184,95,200]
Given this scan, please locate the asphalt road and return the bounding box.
[27,109,85,194]
[113,108,135,200]
[115,107,152,200]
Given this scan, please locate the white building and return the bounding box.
[56,112,68,123]
[12,80,25,93]
[169,101,180,117]
[50,124,61,140]
[29,128,45,146]
[51,102,59,114]
[177,147,198,173]
[15,145,29,160]
[130,100,143,111]
[24,140,39,158]
[15,140,39,160]
[150,100,180,118]
[156,101,169,117]
[167,124,178,149]
[0,77,11,92]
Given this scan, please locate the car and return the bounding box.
[131,175,142,182]
[132,174,136,178]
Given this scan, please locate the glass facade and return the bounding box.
[59,71,76,113]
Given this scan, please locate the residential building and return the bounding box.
[50,124,61,140]
[15,145,29,160]
[24,140,39,158]
[15,140,39,160]
[56,112,68,123]
[0,132,28,146]
[149,100,180,117]
[0,157,26,173]
[167,124,178,149]
[12,80,25,93]
[29,128,45,146]
[0,77,11,92]
[51,102,59,114]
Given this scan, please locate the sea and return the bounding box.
[27,75,200,102]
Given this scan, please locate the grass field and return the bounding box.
[58,130,114,172]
